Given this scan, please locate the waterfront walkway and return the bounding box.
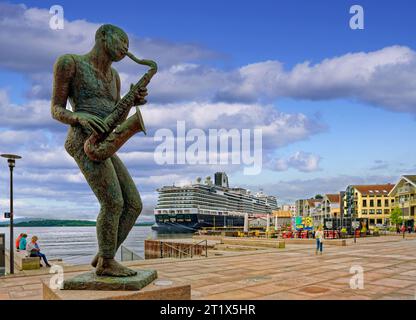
[0,235,415,300]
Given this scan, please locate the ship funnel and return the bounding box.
[205,176,212,185]
[214,172,229,188]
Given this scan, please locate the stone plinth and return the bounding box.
[43,278,191,300]
[63,269,157,291]
[5,249,40,271]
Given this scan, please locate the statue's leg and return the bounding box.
[90,154,142,268]
[73,151,137,277]
[111,154,143,249]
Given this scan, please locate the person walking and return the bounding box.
[26,236,51,267]
[315,226,324,255]
[18,234,28,251]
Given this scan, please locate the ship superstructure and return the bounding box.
[152,172,278,232]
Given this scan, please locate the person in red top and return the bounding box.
[401,224,406,234]
[15,233,24,251]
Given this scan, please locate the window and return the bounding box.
[377,219,382,224]
[362,200,367,207]
[362,210,367,214]
[384,199,389,207]
[377,200,382,207]
[376,209,382,214]
[370,200,374,207]
[384,209,390,214]
[370,219,375,224]
[369,209,375,214]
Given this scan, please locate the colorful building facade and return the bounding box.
[388,175,416,226]
[343,184,395,225]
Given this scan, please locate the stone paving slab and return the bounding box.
[0,236,415,300]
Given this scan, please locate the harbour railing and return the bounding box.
[120,245,143,262]
[144,239,208,259]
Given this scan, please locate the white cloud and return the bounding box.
[217,46,416,113]
[0,3,218,100]
[3,3,416,115]
[142,101,325,150]
[0,89,58,130]
[2,2,410,221]
[272,151,321,172]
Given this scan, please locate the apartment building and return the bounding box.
[389,175,416,226]
[321,194,341,219]
[343,184,395,225]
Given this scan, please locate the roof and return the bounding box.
[307,199,321,207]
[353,184,394,195]
[403,175,416,185]
[388,175,416,196]
[325,194,340,203]
[272,210,292,218]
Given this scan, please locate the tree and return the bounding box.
[390,207,403,227]
[315,194,323,200]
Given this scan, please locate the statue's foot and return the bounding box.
[91,254,98,268]
[95,257,137,277]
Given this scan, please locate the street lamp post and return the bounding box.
[401,198,405,240]
[1,154,22,275]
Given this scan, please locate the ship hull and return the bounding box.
[151,213,245,233]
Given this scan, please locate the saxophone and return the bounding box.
[84,52,158,161]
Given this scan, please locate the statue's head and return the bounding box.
[95,24,129,62]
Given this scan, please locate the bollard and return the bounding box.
[0,234,5,276]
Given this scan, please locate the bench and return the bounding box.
[5,249,40,271]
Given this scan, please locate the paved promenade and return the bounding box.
[0,236,415,300]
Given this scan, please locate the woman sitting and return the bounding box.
[26,236,51,267]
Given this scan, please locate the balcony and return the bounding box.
[398,186,413,194]
[398,199,416,207]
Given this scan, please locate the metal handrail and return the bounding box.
[184,239,208,258]
[161,242,190,258]
[159,240,208,259]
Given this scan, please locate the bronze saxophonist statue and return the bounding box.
[51,24,157,277]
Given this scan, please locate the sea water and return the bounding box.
[0,226,192,265]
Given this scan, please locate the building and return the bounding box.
[295,199,306,216]
[343,184,395,225]
[321,194,341,221]
[272,210,292,228]
[388,175,416,226]
[296,198,322,223]
[307,199,323,226]
[281,204,296,217]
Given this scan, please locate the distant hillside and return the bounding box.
[0,219,155,227]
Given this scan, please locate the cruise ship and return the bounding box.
[152,172,278,233]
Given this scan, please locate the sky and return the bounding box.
[0,0,415,222]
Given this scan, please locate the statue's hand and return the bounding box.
[75,112,109,134]
[132,85,148,106]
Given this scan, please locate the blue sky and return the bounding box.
[0,0,415,221]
